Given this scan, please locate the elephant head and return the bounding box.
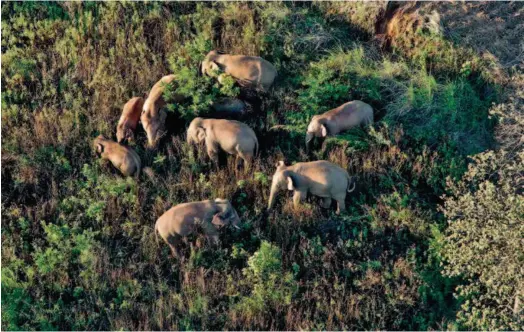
[201,50,223,77]
[212,198,241,229]
[268,161,297,210]
[141,107,167,149]
[186,117,206,145]
[306,115,328,150]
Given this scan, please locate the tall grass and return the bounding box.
[1,2,505,330]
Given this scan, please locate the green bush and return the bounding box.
[440,150,523,330]
[1,2,513,330]
[230,241,298,327]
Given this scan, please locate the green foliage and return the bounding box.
[440,151,524,330]
[1,2,512,331]
[164,34,241,120]
[61,164,137,225]
[231,241,298,324]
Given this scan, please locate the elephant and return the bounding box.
[211,98,247,118]
[186,117,259,169]
[268,160,356,214]
[116,97,144,144]
[155,198,241,258]
[141,74,185,148]
[305,100,374,151]
[93,135,141,177]
[201,50,277,92]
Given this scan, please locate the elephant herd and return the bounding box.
[93,50,373,258]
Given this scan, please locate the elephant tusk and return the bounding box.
[347,181,356,193]
[233,225,240,230]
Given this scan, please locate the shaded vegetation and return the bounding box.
[2,2,521,331]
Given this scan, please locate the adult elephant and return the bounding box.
[155,198,241,258]
[186,117,259,169]
[305,100,374,151]
[268,160,356,214]
[141,74,185,149]
[93,135,141,177]
[201,50,277,92]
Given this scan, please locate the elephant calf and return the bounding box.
[116,97,144,144]
[155,199,241,258]
[187,117,259,169]
[201,50,277,91]
[268,160,356,214]
[306,100,374,150]
[93,135,141,177]
[141,74,185,149]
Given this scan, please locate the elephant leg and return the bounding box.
[167,234,183,258]
[293,191,307,209]
[321,197,332,209]
[334,195,346,215]
[242,154,253,171]
[235,148,253,172]
[206,146,220,168]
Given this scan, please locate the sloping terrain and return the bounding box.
[2,2,522,331]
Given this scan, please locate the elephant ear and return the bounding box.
[196,127,206,142]
[321,124,328,137]
[287,177,294,190]
[211,212,227,227]
[96,143,104,154]
[284,171,296,191]
[210,61,220,74]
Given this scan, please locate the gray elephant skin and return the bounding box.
[211,98,247,118]
[306,100,374,150]
[155,198,241,257]
[186,117,259,169]
[268,160,356,214]
[93,135,141,177]
[201,50,277,91]
[116,97,144,144]
[141,74,184,149]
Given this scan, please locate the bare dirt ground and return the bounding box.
[427,1,523,70]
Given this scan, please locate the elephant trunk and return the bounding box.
[347,176,357,193]
[146,136,157,150]
[305,132,314,152]
[268,184,279,210]
[232,208,241,229]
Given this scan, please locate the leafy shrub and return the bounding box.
[165,35,241,120]
[440,150,523,330]
[1,2,512,331]
[230,241,298,327]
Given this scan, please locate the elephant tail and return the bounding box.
[154,223,159,245]
[136,160,141,178]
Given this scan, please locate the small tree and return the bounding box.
[440,150,523,330]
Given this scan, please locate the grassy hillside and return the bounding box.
[2,2,522,330]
